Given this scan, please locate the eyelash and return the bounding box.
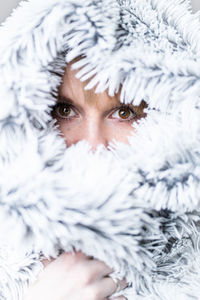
[52,102,139,122]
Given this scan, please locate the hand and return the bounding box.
[24,251,128,300]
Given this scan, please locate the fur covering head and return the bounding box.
[1,0,200,299]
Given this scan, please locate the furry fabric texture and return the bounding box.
[1,0,200,299]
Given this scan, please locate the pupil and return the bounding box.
[63,107,69,114]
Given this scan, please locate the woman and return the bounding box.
[1,0,200,299]
[24,58,146,300]
[24,56,148,300]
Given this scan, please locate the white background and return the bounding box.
[0,0,20,23]
[0,0,200,24]
[193,0,200,12]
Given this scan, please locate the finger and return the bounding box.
[61,251,87,262]
[84,259,113,280]
[115,279,128,291]
[92,276,127,298]
[41,258,55,268]
[110,297,127,300]
[73,250,88,259]
[48,251,88,271]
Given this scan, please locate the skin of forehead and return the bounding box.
[59,56,147,115]
[59,56,122,110]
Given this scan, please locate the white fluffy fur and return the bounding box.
[1,0,200,299]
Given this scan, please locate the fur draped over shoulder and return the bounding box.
[1,0,200,299]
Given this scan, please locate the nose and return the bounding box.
[61,111,110,150]
[82,117,108,150]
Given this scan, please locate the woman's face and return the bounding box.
[52,60,147,149]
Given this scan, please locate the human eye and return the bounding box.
[111,105,138,121]
[52,102,76,120]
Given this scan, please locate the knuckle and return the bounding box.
[99,260,109,270]
[82,271,94,285]
[85,286,101,300]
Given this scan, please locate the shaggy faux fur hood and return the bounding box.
[1,0,200,299]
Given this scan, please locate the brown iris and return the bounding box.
[57,103,71,117]
[118,107,131,119]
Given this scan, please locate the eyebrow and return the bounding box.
[57,95,84,112]
[57,94,123,112]
[57,95,74,104]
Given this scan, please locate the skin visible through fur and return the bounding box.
[52,58,147,149]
